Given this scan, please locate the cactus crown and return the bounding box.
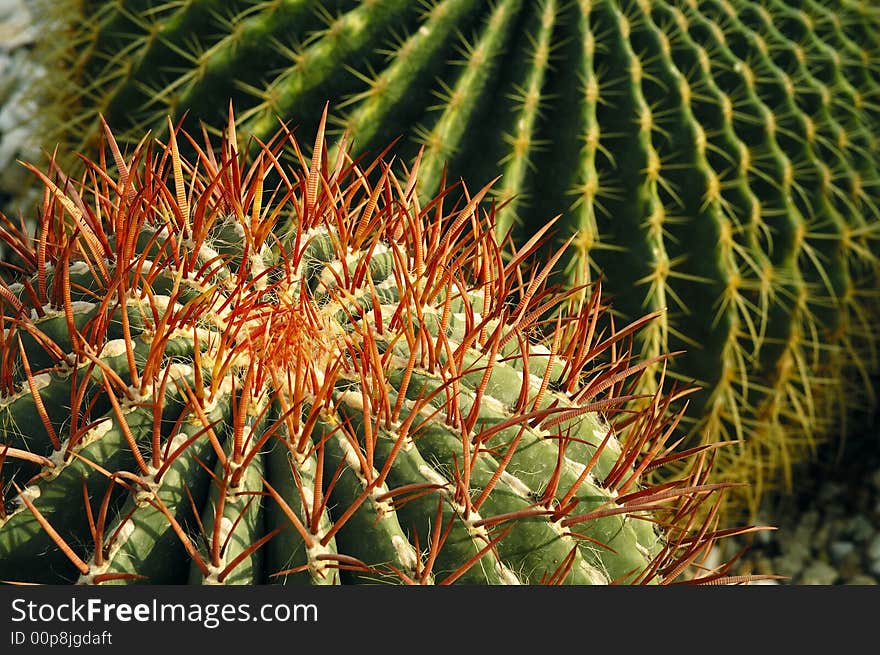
[0,108,759,585]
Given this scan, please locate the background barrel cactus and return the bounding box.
[0,110,756,585]
[17,0,880,522]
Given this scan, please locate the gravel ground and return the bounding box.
[717,408,880,585]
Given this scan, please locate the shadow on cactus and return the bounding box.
[0,108,768,585]
[19,0,880,523]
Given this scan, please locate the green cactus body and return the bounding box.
[0,115,739,585]
[25,0,880,520]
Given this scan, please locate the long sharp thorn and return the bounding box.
[11,481,90,576]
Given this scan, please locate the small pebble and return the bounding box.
[829,541,855,563]
[799,561,839,585]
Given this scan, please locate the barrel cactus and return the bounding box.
[0,110,753,585]
[20,0,880,521]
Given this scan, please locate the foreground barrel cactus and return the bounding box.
[23,0,880,519]
[0,111,755,584]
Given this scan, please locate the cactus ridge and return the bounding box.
[24,0,880,519]
[0,111,754,584]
